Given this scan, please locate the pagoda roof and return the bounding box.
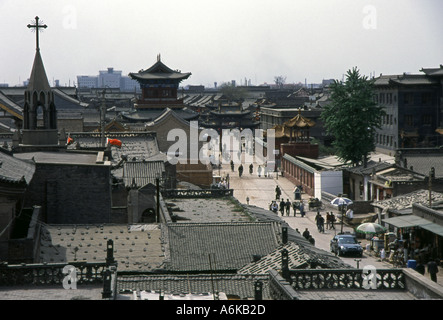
[129,55,191,82]
[284,110,315,128]
[420,65,443,77]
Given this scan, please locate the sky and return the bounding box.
[1,0,442,88]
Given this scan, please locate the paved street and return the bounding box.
[219,157,442,279]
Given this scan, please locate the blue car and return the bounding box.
[330,234,363,257]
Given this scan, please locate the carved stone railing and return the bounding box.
[0,262,108,286]
[288,269,405,290]
[162,189,233,199]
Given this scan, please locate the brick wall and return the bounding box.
[24,163,112,224]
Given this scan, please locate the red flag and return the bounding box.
[107,138,122,148]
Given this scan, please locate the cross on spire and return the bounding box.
[27,16,47,51]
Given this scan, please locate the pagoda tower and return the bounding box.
[129,55,191,110]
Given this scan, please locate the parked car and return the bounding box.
[330,234,363,257]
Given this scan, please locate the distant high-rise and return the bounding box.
[77,68,139,92]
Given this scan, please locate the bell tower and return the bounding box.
[22,16,58,146]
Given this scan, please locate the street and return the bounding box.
[218,159,394,270]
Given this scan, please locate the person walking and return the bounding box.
[292,202,298,217]
[299,201,305,217]
[230,160,234,172]
[319,215,325,233]
[275,186,281,200]
[279,198,285,216]
[285,199,291,216]
[330,213,336,230]
[428,260,439,282]
[257,165,262,177]
[326,212,331,230]
[249,163,253,175]
[315,212,322,232]
[238,164,243,177]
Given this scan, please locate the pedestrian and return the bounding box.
[285,199,291,216]
[330,213,336,229]
[270,201,278,213]
[315,212,322,231]
[238,164,243,177]
[299,201,305,217]
[264,165,268,178]
[230,160,234,172]
[257,165,262,177]
[275,185,281,200]
[246,196,250,205]
[326,212,331,230]
[249,163,253,175]
[319,215,325,233]
[292,202,298,216]
[302,228,310,240]
[295,228,300,234]
[415,259,425,276]
[427,260,439,282]
[279,198,285,216]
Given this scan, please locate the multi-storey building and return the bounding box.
[374,66,443,155]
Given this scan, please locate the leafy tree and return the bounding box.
[219,82,247,103]
[321,67,385,166]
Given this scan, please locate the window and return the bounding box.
[404,93,414,105]
[404,115,413,126]
[421,93,432,105]
[422,114,432,125]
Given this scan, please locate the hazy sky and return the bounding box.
[1,0,442,87]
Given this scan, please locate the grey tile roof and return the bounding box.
[166,222,280,272]
[123,160,165,188]
[117,273,271,300]
[373,189,443,211]
[237,242,351,274]
[0,151,35,184]
[39,224,167,272]
[345,161,394,176]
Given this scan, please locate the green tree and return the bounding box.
[219,82,247,103]
[321,67,384,166]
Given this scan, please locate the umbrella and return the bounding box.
[356,222,386,234]
[330,197,353,206]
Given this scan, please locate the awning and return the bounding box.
[421,224,443,237]
[383,215,432,228]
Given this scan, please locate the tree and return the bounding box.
[274,75,286,89]
[321,67,385,166]
[219,82,247,103]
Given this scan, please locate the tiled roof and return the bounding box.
[238,242,351,274]
[117,273,270,300]
[0,151,35,184]
[39,224,167,272]
[373,189,443,211]
[166,222,280,272]
[345,160,393,176]
[123,160,165,188]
